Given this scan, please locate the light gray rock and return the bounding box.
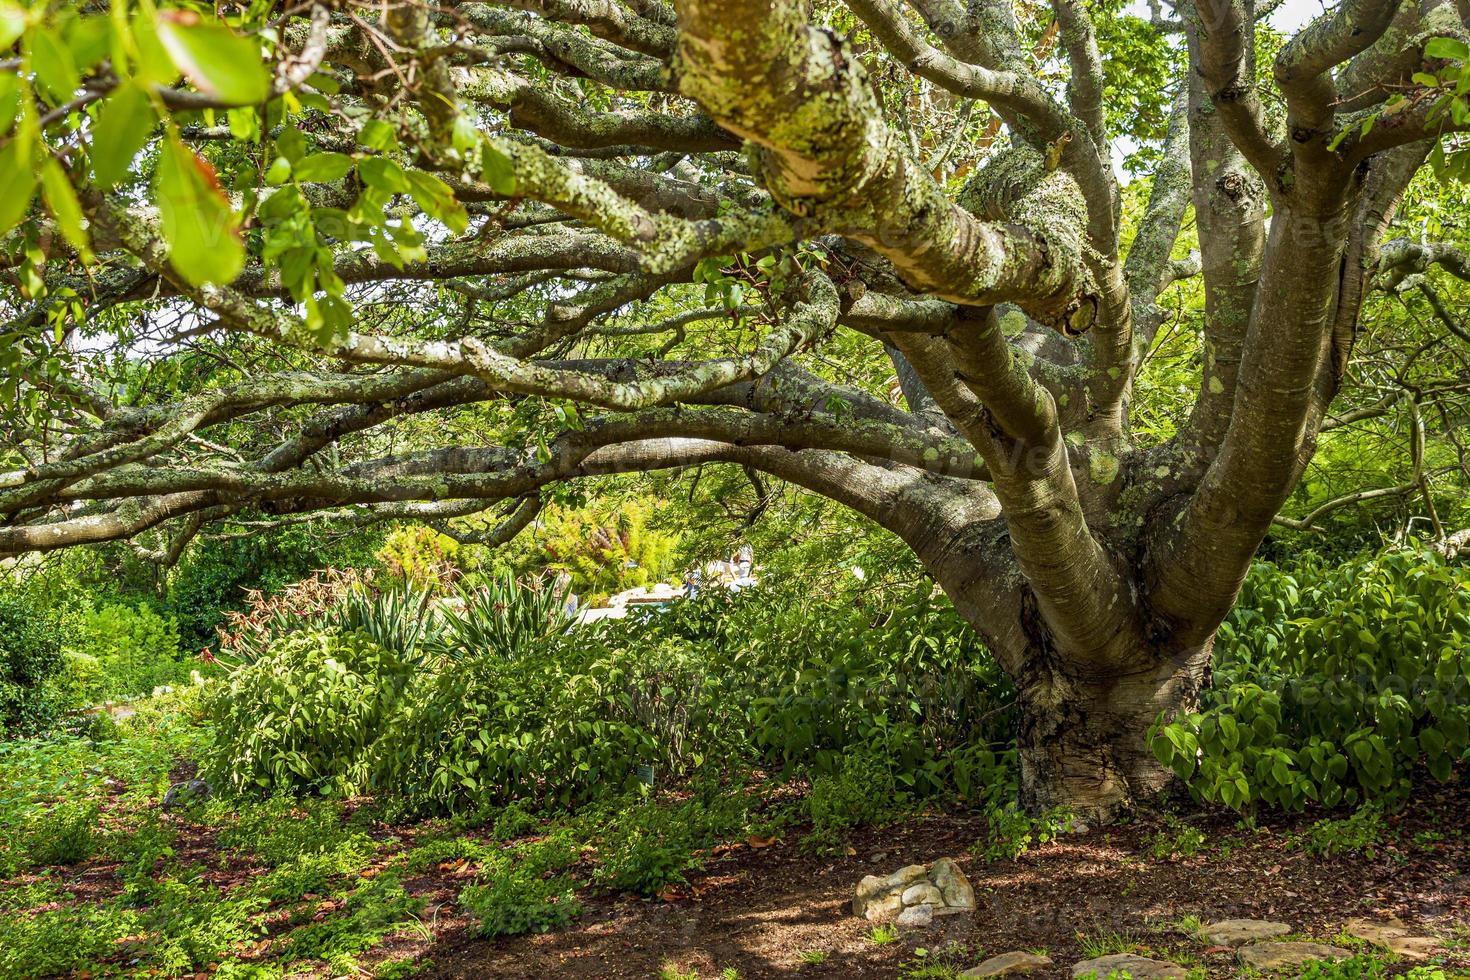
[886,864,929,889]
[852,875,885,916]
[1237,942,1352,971]
[854,873,906,919]
[1072,954,1187,979]
[931,857,977,909]
[901,882,944,907]
[1343,918,1437,960]
[896,903,935,928]
[931,856,962,878]
[859,889,905,921]
[162,778,211,812]
[962,951,1054,976]
[1202,918,1291,946]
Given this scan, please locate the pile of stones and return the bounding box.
[851,858,976,928]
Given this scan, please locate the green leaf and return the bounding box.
[0,124,36,238]
[0,2,25,51]
[264,156,292,185]
[275,126,307,164]
[91,82,156,189]
[257,183,306,225]
[292,152,355,183]
[359,119,398,153]
[405,169,468,233]
[1426,36,1470,61]
[0,74,20,132]
[155,10,270,105]
[481,141,517,195]
[359,155,411,194]
[66,15,113,75]
[28,28,80,105]
[154,138,244,286]
[130,7,178,86]
[40,158,90,258]
[1217,714,1240,752]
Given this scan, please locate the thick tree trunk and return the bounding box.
[1014,639,1214,824]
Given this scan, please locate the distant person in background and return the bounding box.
[736,544,753,578]
[729,544,757,591]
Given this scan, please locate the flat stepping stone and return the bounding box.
[963,951,1054,976]
[1072,954,1188,979]
[1202,918,1291,946]
[1237,941,1352,972]
[1344,917,1438,960]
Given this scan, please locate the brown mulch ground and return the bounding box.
[15,782,1469,978]
[419,787,1470,980]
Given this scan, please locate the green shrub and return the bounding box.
[204,577,1018,817]
[1294,806,1387,859]
[277,871,423,968]
[488,800,541,839]
[132,878,269,976]
[106,815,177,882]
[1146,813,1207,860]
[589,791,753,895]
[972,805,1072,863]
[530,498,680,604]
[204,631,413,796]
[1295,954,1390,980]
[212,566,375,664]
[459,866,582,937]
[213,797,371,868]
[804,752,903,853]
[0,590,66,735]
[166,521,382,650]
[1151,548,1470,812]
[64,602,186,701]
[333,581,442,660]
[591,803,704,894]
[429,571,575,661]
[0,902,141,978]
[384,635,689,810]
[24,801,99,866]
[401,833,497,874]
[719,586,1017,797]
[376,525,461,590]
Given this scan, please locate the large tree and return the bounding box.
[3,0,1469,818]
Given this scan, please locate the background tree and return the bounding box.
[3,0,1469,818]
